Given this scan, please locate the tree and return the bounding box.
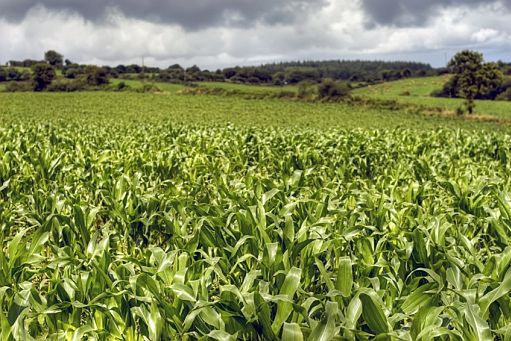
[44,50,64,67]
[445,50,504,114]
[32,63,56,91]
[448,50,482,114]
[168,64,184,71]
[186,65,201,74]
[84,66,109,86]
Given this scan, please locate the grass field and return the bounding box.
[355,76,511,119]
[0,88,511,338]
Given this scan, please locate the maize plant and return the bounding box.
[0,118,510,340]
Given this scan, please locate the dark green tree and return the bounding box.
[44,50,64,67]
[32,63,56,91]
[448,50,482,114]
[476,62,504,99]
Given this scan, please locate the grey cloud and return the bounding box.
[360,0,508,27]
[0,0,327,30]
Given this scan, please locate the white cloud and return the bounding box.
[472,28,500,43]
[1,1,511,69]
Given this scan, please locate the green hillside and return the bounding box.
[355,76,511,120]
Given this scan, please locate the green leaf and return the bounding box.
[359,290,389,335]
[464,303,492,341]
[401,283,435,315]
[307,301,338,341]
[282,323,303,341]
[479,266,511,318]
[272,267,302,334]
[336,257,353,297]
[170,283,196,302]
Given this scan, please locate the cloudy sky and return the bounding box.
[0,0,510,69]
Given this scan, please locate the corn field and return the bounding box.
[1,121,511,340]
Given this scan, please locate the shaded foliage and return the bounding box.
[32,63,56,91]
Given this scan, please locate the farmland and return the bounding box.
[0,90,510,340]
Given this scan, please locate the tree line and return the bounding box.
[3,50,511,104]
[4,51,437,86]
[2,51,110,92]
[135,60,436,85]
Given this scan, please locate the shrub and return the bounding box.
[5,81,32,92]
[47,79,88,92]
[115,81,130,91]
[136,84,161,93]
[317,79,351,100]
[297,81,317,99]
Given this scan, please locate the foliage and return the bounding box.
[297,80,317,99]
[135,83,161,93]
[84,65,110,86]
[46,79,90,92]
[7,59,44,68]
[44,50,64,67]
[0,68,31,82]
[64,68,79,79]
[497,88,511,101]
[32,63,56,91]
[114,81,130,91]
[317,79,351,100]
[107,60,433,85]
[224,60,433,85]
[4,81,33,92]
